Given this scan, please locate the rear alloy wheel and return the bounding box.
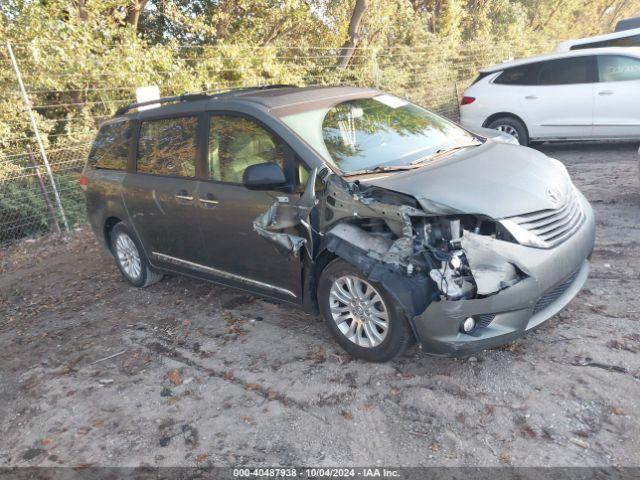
[487,116,529,146]
[115,232,142,280]
[110,222,163,288]
[318,259,413,362]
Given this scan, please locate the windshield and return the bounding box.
[281,95,477,174]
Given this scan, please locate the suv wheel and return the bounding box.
[318,259,413,362]
[487,117,529,146]
[110,222,163,288]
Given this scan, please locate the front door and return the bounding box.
[122,115,205,267]
[593,54,640,138]
[196,113,303,302]
[522,56,595,140]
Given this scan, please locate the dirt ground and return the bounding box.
[1,141,639,468]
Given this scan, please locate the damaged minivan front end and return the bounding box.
[253,163,594,357]
[256,89,596,358]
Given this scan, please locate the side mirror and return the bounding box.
[243,162,287,190]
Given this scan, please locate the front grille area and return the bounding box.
[506,187,584,247]
[533,268,580,315]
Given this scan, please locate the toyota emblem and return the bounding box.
[545,186,563,203]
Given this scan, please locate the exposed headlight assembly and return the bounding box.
[500,219,548,248]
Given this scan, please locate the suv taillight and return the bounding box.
[460,96,476,105]
[79,174,89,191]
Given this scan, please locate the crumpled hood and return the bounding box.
[361,141,572,219]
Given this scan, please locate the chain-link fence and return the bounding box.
[0,40,554,248]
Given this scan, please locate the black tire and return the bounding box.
[110,222,163,288]
[318,259,413,362]
[487,116,529,146]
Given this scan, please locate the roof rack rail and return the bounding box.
[115,84,298,116]
[115,93,210,116]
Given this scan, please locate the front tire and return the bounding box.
[318,259,413,362]
[487,116,529,146]
[110,222,163,288]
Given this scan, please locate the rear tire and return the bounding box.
[110,222,163,288]
[487,116,529,146]
[318,259,413,362]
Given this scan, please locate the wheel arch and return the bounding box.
[103,216,122,250]
[302,248,338,315]
[482,112,530,136]
[312,238,434,343]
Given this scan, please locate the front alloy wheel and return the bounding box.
[318,259,413,362]
[329,275,389,348]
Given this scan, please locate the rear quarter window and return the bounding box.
[88,121,131,170]
[471,72,492,85]
[494,64,540,85]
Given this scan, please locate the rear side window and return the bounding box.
[571,35,640,49]
[495,57,593,85]
[494,64,539,85]
[598,55,640,82]
[471,72,492,85]
[88,121,130,170]
[536,57,591,85]
[136,116,198,177]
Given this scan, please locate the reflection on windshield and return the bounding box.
[281,96,475,174]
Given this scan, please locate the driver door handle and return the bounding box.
[199,193,219,206]
[598,90,614,95]
[524,95,538,100]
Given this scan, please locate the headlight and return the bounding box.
[500,219,548,248]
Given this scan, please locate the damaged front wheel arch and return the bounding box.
[317,258,415,362]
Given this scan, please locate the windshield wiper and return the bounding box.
[343,164,421,177]
[343,142,481,177]
[410,142,481,166]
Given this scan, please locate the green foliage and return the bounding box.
[0,0,638,244]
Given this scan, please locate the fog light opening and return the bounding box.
[461,317,476,334]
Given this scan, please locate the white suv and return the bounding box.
[459,47,640,145]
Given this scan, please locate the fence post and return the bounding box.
[454,81,461,123]
[6,40,70,232]
[26,145,61,235]
[371,48,380,88]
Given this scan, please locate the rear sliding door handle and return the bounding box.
[175,190,194,202]
[598,90,614,95]
[524,95,538,100]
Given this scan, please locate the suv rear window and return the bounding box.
[136,116,198,177]
[88,121,131,170]
[495,57,593,85]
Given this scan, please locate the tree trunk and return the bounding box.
[337,0,367,68]
[74,0,88,21]
[261,17,287,46]
[125,0,149,30]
